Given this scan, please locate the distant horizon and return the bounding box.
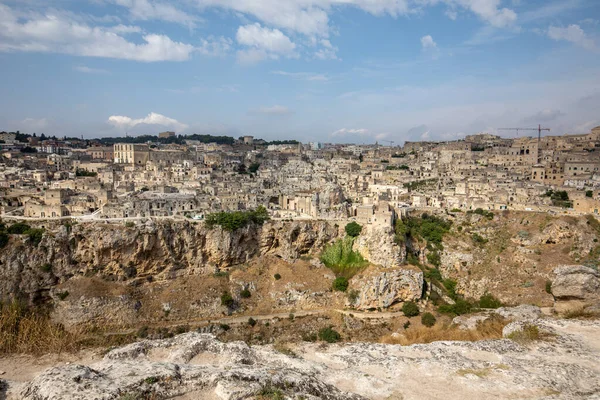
[4,125,597,147]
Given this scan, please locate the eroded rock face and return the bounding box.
[350,266,423,310]
[12,318,600,400]
[552,265,600,314]
[0,220,343,303]
[353,225,406,268]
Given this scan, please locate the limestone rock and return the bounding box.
[11,320,600,400]
[350,266,423,310]
[353,225,406,268]
[495,304,542,321]
[552,265,600,314]
[452,313,492,330]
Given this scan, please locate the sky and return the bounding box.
[0,0,599,144]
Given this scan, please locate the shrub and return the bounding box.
[345,222,362,237]
[57,291,69,301]
[421,312,436,327]
[586,190,593,198]
[274,273,282,280]
[403,321,411,329]
[137,326,149,338]
[507,324,540,343]
[347,289,359,304]
[425,268,443,281]
[40,263,52,273]
[26,228,45,245]
[318,327,341,343]
[219,324,231,331]
[124,221,135,228]
[320,237,367,278]
[7,223,30,234]
[332,277,349,292]
[402,301,420,317]
[443,279,458,299]
[472,233,488,245]
[221,291,235,308]
[426,251,441,267]
[438,299,472,316]
[450,208,463,213]
[247,318,257,327]
[0,232,9,249]
[240,289,251,298]
[478,293,502,309]
[545,280,552,294]
[204,206,270,231]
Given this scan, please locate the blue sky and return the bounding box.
[0,0,599,144]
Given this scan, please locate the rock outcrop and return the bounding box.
[350,266,423,310]
[353,225,406,268]
[0,220,343,303]
[10,318,600,400]
[552,265,600,314]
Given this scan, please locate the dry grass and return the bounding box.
[563,308,599,320]
[0,301,81,355]
[381,316,506,346]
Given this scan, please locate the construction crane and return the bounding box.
[380,140,395,147]
[498,124,550,164]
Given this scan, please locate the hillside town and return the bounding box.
[1,127,599,226]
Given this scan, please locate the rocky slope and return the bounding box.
[6,314,600,400]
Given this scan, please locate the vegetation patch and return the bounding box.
[320,236,368,278]
[205,206,270,231]
[318,327,341,343]
[0,301,79,355]
[507,324,540,344]
[401,301,420,317]
[478,293,502,309]
[382,316,506,345]
[421,312,436,327]
[332,276,349,292]
[344,221,362,237]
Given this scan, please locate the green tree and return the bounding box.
[345,222,362,237]
[402,301,420,317]
[248,163,260,173]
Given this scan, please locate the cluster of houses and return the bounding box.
[1,127,599,228]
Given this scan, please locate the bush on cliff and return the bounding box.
[320,236,368,278]
[402,301,420,317]
[345,222,362,237]
[332,277,349,292]
[205,206,270,231]
[395,213,452,246]
[421,312,436,327]
[318,327,341,343]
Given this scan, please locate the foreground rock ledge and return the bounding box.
[11,318,600,400]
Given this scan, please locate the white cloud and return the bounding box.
[74,65,110,74]
[0,4,196,62]
[107,24,142,34]
[109,0,199,28]
[236,23,297,64]
[197,36,233,57]
[252,105,293,115]
[192,0,515,37]
[314,39,339,60]
[548,24,595,50]
[331,128,370,137]
[450,0,516,27]
[420,35,437,49]
[108,112,188,131]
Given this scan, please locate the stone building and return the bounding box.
[114,144,150,166]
